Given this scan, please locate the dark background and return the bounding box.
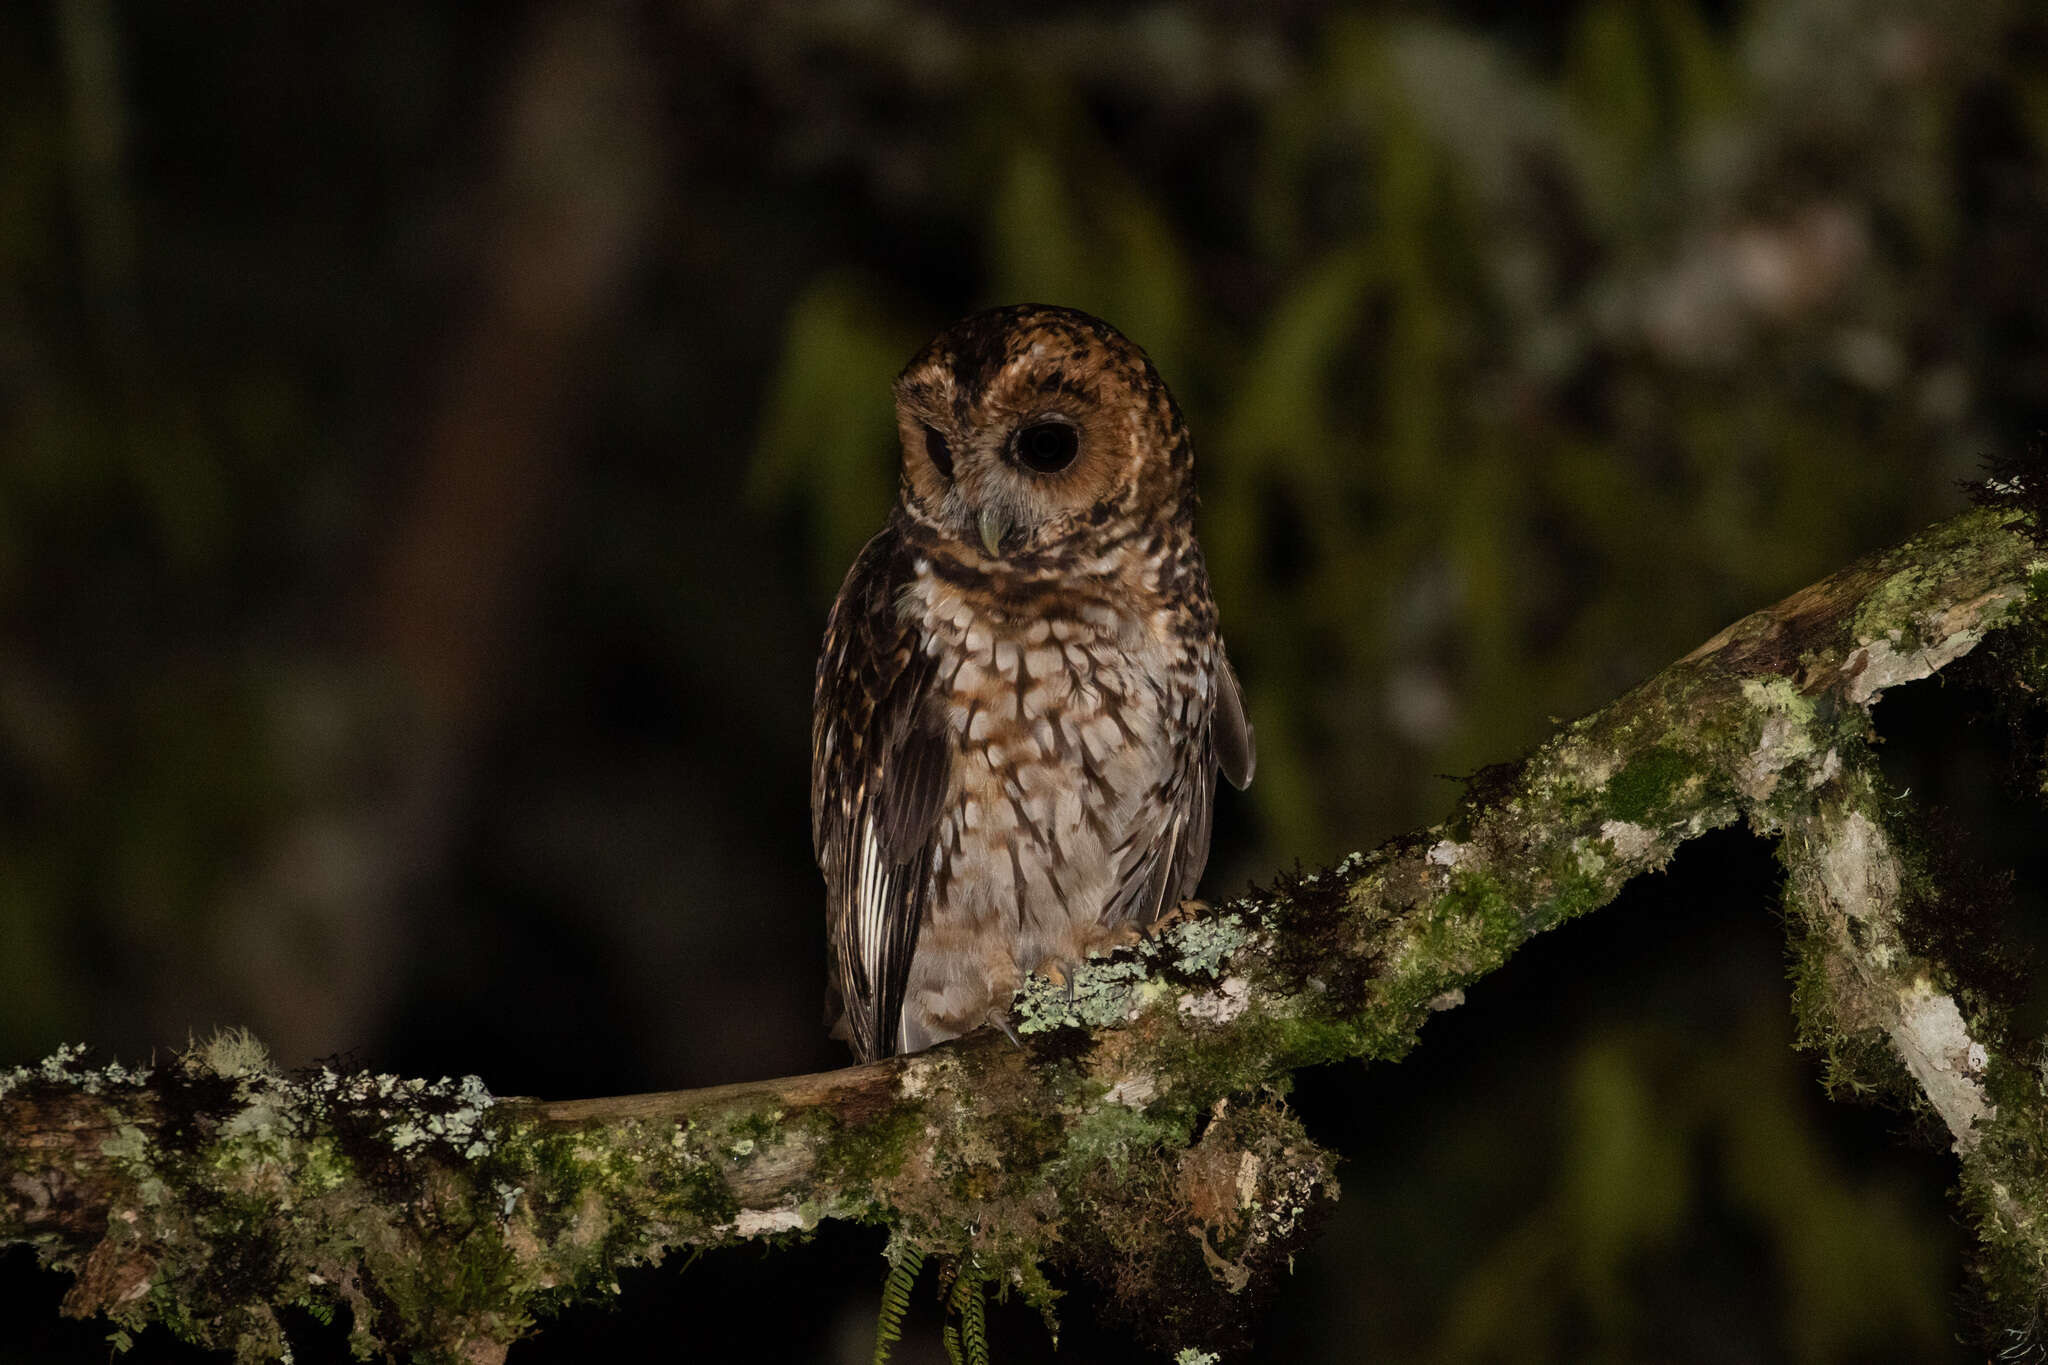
[3,1,2046,1360]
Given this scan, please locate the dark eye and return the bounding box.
[922,425,954,480]
[1015,421,1079,474]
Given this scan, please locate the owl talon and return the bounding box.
[990,1012,1024,1049]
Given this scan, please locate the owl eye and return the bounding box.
[1014,421,1079,474]
[922,425,954,480]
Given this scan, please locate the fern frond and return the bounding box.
[947,1267,989,1365]
[963,1277,989,1365]
[871,1243,925,1365]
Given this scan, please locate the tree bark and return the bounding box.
[5,505,2045,1363]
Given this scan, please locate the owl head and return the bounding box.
[892,305,1194,560]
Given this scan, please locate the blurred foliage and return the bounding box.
[752,0,2040,864]
[4,0,2047,1360]
[1440,1021,1947,1363]
[1262,832,1970,1365]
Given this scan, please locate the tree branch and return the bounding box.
[5,506,2045,1363]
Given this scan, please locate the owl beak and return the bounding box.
[977,506,1010,557]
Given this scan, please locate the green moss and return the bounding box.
[1777,828,1933,1110]
[1419,866,1549,975]
[657,1150,741,1229]
[1266,1014,1372,1069]
[1603,746,1696,823]
[1851,569,1934,643]
[1436,867,1514,929]
[817,1103,925,1188]
[705,1104,797,1171]
[1955,1114,2048,1340]
[1058,1101,1185,1179]
[1542,840,1627,922]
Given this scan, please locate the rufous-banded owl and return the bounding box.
[812,304,1254,1063]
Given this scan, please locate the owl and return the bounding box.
[812,304,1254,1063]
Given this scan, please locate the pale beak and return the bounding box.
[978,506,1009,557]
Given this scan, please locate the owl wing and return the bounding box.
[812,531,950,1063]
[1214,646,1255,792]
[1104,643,1256,929]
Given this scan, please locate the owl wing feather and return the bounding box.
[1102,643,1254,928]
[813,531,949,1063]
[1214,649,1255,791]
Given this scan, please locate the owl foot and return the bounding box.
[1147,898,1208,937]
[1101,921,1147,952]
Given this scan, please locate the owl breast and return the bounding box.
[895,563,1211,1053]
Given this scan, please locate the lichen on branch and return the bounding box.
[4,505,2046,1363]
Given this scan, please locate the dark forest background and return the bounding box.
[4,1,2047,1361]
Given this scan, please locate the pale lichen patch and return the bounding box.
[0,1042,152,1098]
[1178,977,1250,1027]
[198,1028,274,1081]
[1598,820,1659,862]
[732,1206,808,1237]
[1736,677,1820,800]
[896,1050,955,1100]
[1010,911,1252,1035]
[1892,980,1996,1152]
[1166,915,1249,978]
[1104,1074,1158,1108]
[1550,737,1624,791]
[1234,1151,1260,1210]
[1840,585,2022,705]
[1815,810,1901,956]
[1844,635,1966,706]
[1015,957,1155,1034]
[1426,839,1473,868]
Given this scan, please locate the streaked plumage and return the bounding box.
[812,304,1253,1062]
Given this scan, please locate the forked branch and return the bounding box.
[5,506,2046,1363]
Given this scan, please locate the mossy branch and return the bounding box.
[5,507,2046,1363]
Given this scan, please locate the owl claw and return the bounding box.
[991,1012,1024,1049]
